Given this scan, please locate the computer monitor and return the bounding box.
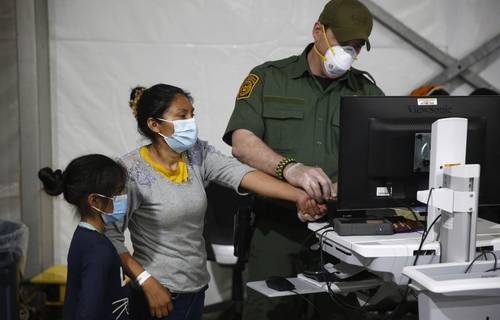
[337,96,500,214]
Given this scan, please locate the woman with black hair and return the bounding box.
[105,84,324,320]
[39,154,130,320]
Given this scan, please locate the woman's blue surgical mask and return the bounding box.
[91,194,128,224]
[156,117,198,153]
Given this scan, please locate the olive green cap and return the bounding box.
[318,0,373,50]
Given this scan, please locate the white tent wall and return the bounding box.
[47,0,500,305]
[0,0,21,222]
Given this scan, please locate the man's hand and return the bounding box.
[142,276,174,318]
[331,181,338,200]
[284,163,335,201]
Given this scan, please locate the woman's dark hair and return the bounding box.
[38,154,127,216]
[129,84,193,140]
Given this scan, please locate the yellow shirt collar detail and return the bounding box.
[139,146,189,184]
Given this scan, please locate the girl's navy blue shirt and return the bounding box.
[64,226,130,320]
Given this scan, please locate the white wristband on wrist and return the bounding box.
[136,270,151,286]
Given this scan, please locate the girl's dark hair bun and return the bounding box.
[38,167,64,196]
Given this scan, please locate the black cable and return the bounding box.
[383,212,439,320]
[413,188,437,265]
[318,229,368,314]
[319,229,332,272]
[486,267,500,272]
[384,188,440,320]
[465,251,498,273]
[301,224,330,249]
[316,188,440,319]
[423,188,435,232]
[383,214,443,320]
[316,211,435,317]
[412,213,441,266]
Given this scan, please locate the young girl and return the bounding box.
[39,154,130,320]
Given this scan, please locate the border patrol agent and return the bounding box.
[223,0,384,319]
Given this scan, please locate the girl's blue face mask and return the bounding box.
[92,193,128,224]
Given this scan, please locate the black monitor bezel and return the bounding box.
[337,96,500,212]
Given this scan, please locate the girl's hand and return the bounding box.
[142,276,174,318]
[295,190,327,222]
[297,208,327,222]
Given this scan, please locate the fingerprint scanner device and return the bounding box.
[333,217,394,236]
[326,199,397,230]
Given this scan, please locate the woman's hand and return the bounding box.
[142,276,174,318]
[295,190,327,222]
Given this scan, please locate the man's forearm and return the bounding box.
[231,129,284,177]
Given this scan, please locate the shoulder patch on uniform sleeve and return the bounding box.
[236,73,260,100]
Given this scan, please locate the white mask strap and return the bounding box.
[156,117,172,123]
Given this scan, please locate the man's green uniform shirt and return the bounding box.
[223,43,384,180]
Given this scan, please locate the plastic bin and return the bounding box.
[403,261,500,320]
[0,219,29,320]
